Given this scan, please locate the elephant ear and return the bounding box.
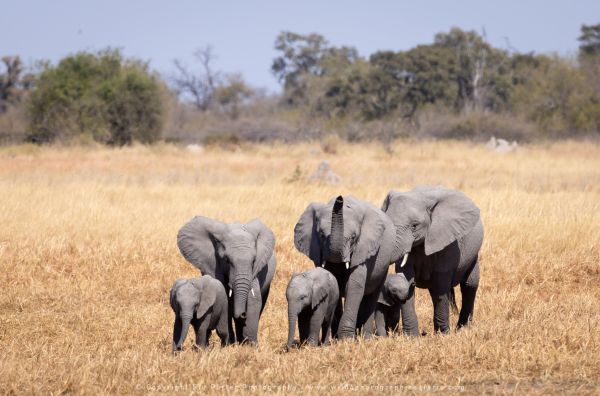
[191,278,216,319]
[245,218,275,278]
[311,273,329,310]
[177,216,227,274]
[169,278,187,311]
[420,186,480,256]
[381,190,399,212]
[377,283,394,307]
[351,206,385,267]
[294,203,322,266]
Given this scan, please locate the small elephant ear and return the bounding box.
[311,275,328,310]
[170,279,187,310]
[177,216,227,273]
[351,206,386,267]
[421,187,480,256]
[377,284,394,307]
[192,278,216,319]
[381,190,399,212]
[294,203,323,266]
[245,218,275,278]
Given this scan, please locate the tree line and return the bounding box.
[1,24,599,145]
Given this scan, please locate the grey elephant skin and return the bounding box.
[170,276,229,352]
[374,273,413,336]
[177,216,276,344]
[286,267,339,348]
[294,195,402,340]
[382,186,483,335]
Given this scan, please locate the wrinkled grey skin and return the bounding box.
[382,186,483,335]
[170,276,229,352]
[373,273,414,336]
[177,216,276,345]
[286,267,339,349]
[294,195,402,340]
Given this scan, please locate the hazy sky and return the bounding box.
[3,1,599,92]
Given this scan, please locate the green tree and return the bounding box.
[27,49,164,144]
[579,23,600,58]
[271,32,330,105]
[213,73,253,119]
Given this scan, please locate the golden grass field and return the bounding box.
[1,140,599,394]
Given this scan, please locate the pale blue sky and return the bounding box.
[3,1,599,92]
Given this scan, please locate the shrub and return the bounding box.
[26,49,164,145]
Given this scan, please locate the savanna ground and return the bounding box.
[1,140,599,394]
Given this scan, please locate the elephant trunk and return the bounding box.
[287,307,298,349]
[175,314,192,350]
[233,274,252,320]
[329,196,345,263]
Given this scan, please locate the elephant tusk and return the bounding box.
[345,262,349,270]
[251,288,255,297]
[400,253,409,267]
[229,289,232,298]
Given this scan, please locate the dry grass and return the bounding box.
[1,140,599,394]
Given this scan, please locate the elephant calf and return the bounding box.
[170,276,229,352]
[373,273,413,336]
[286,267,339,349]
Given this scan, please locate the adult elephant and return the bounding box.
[381,186,483,335]
[294,195,402,340]
[177,216,276,344]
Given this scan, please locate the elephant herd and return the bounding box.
[169,185,483,352]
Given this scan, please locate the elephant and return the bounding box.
[286,267,339,349]
[177,216,276,345]
[381,185,483,335]
[170,276,229,352]
[373,272,414,336]
[294,195,402,340]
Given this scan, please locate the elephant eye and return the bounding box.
[411,222,419,230]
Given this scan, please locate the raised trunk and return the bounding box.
[287,310,297,348]
[233,274,252,319]
[329,195,345,263]
[175,315,192,350]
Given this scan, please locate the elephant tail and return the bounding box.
[448,288,458,314]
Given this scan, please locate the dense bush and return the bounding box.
[26,49,164,145]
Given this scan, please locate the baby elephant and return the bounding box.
[170,276,229,352]
[286,267,339,349]
[374,273,414,336]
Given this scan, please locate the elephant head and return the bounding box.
[170,277,217,351]
[294,195,392,270]
[177,217,275,321]
[285,270,331,348]
[378,273,413,307]
[381,186,480,260]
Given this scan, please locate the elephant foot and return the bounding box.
[336,329,357,340]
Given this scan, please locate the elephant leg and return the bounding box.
[216,314,230,346]
[337,265,367,340]
[388,305,401,335]
[321,314,333,345]
[358,291,379,340]
[195,320,210,348]
[400,290,420,337]
[375,307,387,337]
[172,316,183,352]
[458,259,480,329]
[331,297,343,340]
[259,285,270,317]
[429,290,450,334]
[241,278,262,345]
[298,309,311,345]
[228,297,236,343]
[308,310,325,346]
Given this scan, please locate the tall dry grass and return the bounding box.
[0,141,599,394]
